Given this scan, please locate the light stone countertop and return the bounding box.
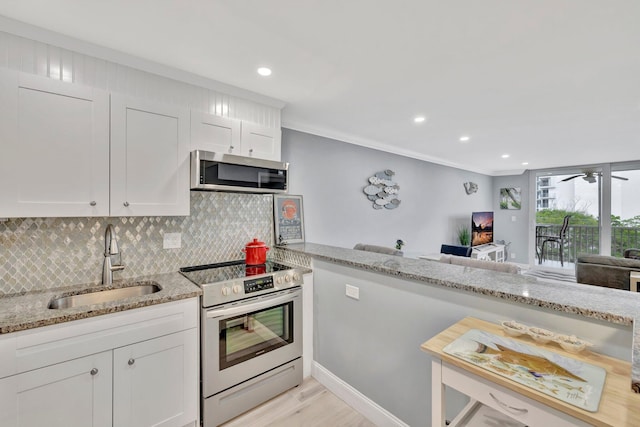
[0,272,201,334]
[280,242,640,391]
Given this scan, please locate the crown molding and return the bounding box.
[0,15,286,109]
[282,118,495,176]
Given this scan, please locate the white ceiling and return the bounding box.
[1,1,639,175]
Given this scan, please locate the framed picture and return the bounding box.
[500,187,521,210]
[274,194,305,244]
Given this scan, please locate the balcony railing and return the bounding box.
[535,224,640,264]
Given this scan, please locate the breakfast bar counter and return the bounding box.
[278,242,640,392]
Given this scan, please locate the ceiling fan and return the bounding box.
[560,171,629,184]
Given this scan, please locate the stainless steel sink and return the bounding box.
[48,283,161,309]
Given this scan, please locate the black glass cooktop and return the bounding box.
[179,260,293,286]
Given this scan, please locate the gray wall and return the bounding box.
[314,260,631,426]
[282,129,493,256]
[492,172,531,264]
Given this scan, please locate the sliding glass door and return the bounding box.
[533,162,640,269]
[534,170,601,269]
[610,164,640,257]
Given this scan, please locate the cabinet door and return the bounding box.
[191,111,241,154]
[111,94,190,216]
[240,122,281,161]
[0,351,112,427]
[113,329,198,427]
[0,69,109,217]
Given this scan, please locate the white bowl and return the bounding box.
[528,327,555,344]
[501,320,528,337]
[556,334,592,353]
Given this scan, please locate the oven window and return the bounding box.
[219,301,293,370]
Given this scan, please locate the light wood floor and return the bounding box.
[220,377,377,427]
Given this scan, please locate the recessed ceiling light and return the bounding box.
[459,136,470,142]
[501,154,510,159]
[522,162,529,166]
[413,116,426,123]
[257,67,272,76]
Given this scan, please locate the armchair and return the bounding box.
[624,248,640,260]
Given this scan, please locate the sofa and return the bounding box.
[575,254,640,291]
[353,243,404,256]
[439,254,520,274]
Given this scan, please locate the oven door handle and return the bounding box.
[206,291,300,319]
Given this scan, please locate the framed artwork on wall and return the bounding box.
[274,194,305,244]
[500,187,521,210]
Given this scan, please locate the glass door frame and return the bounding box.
[528,163,612,267]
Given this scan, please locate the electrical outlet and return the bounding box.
[163,232,182,249]
[511,253,516,259]
[345,284,359,300]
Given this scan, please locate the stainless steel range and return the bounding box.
[180,260,304,427]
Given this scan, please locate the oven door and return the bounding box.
[202,287,302,397]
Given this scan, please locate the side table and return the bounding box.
[630,271,640,292]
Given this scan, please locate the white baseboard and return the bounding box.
[311,361,409,427]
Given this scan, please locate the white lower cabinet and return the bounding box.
[0,298,199,427]
[0,351,112,427]
[113,329,198,427]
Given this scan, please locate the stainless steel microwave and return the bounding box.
[190,150,289,193]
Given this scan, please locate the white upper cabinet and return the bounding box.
[191,111,241,154]
[0,69,110,217]
[191,111,281,161]
[111,95,190,216]
[240,121,281,161]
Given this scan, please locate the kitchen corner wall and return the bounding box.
[0,192,274,296]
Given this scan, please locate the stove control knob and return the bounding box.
[276,276,284,285]
[233,285,242,294]
[285,275,291,283]
[222,287,230,296]
[293,273,301,281]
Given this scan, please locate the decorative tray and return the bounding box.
[443,329,606,412]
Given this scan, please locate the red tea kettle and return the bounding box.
[242,238,270,265]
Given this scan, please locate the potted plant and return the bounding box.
[457,227,470,246]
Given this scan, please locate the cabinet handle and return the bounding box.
[90,201,97,206]
[128,358,135,366]
[249,148,254,154]
[90,368,98,376]
[123,201,130,207]
[489,392,528,414]
[229,145,235,150]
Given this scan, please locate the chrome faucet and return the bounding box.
[103,224,125,284]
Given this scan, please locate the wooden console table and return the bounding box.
[421,317,640,427]
[471,244,505,262]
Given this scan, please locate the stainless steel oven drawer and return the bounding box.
[203,357,302,427]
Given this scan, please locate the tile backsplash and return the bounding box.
[0,192,274,296]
